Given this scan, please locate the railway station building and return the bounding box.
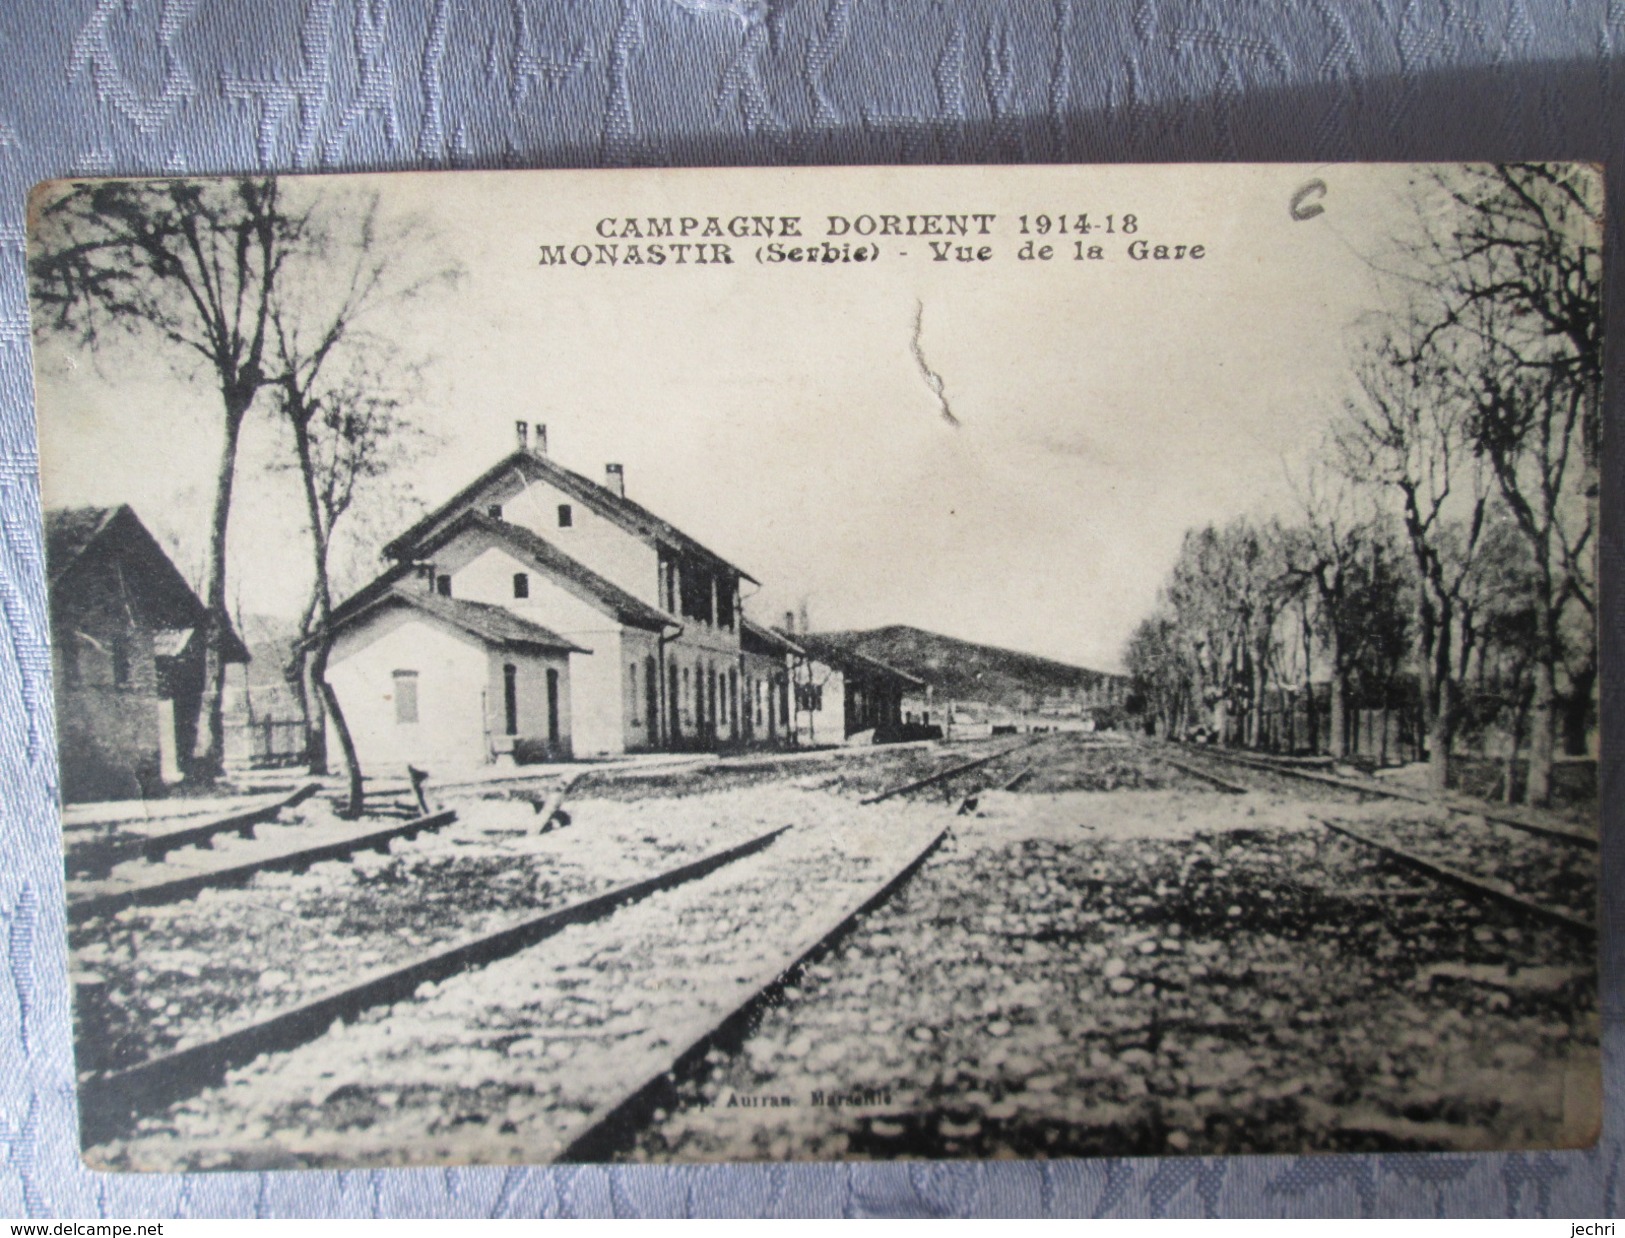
[327,423,766,766]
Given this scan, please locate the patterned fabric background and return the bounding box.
[0,0,1618,1218]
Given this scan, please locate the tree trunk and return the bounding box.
[290,411,366,816]
[286,587,327,776]
[1296,604,1315,756]
[1327,629,1346,760]
[1526,634,1558,808]
[302,651,330,775]
[192,391,252,780]
[1562,659,1596,756]
[1250,642,1268,751]
[287,645,312,762]
[1504,688,1526,805]
[1426,656,1453,795]
[1303,671,1317,755]
[315,647,365,818]
[1426,694,1451,793]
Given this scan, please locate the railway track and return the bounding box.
[556,821,951,1162]
[859,734,1052,805]
[1149,752,1250,795]
[66,806,460,924]
[78,824,790,1148]
[1165,741,1597,938]
[64,784,321,879]
[1311,815,1596,937]
[1173,742,1596,848]
[84,736,1073,1165]
[76,733,1595,1164]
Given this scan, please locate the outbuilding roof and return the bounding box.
[45,505,122,586]
[333,584,589,654]
[381,448,758,584]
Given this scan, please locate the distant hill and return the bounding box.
[813,625,1126,712]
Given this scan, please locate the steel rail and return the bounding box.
[1176,742,1596,851]
[953,735,1070,809]
[860,735,1048,805]
[64,784,322,879]
[563,736,1078,1158]
[997,762,1038,792]
[558,823,950,1162]
[1152,753,1251,795]
[1312,814,1596,938]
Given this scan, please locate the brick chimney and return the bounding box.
[784,610,796,634]
[605,463,625,498]
[515,421,529,452]
[533,423,548,456]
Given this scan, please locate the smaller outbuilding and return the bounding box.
[46,504,249,803]
[325,580,587,772]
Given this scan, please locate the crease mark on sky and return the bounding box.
[910,300,959,428]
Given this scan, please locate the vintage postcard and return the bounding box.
[27,163,1601,1170]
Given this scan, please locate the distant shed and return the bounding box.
[787,630,926,744]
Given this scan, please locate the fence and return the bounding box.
[230,718,309,768]
[1249,688,1424,767]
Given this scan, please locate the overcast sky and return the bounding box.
[34,163,1424,671]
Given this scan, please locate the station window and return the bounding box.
[111,636,131,688]
[503,663,519,736]
[435,574,452,597]
[393,670,419,724]
[558,504,573,528]
[513,572,529,599]
[487,504,503,520]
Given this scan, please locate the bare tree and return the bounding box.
[1279,466,1410,760]
[1280,522,1352,757]
[278,350,421,816]
[267,191,454,818]
[1240,522,1294,750]
[1405,165,1602,804]
[1157,519,1287,747]
[1339,326,1490,793]
[1164,525,1242,742]
[30,179,306,780]
[1124,612,1192,738]
[1453,505,1540,801]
